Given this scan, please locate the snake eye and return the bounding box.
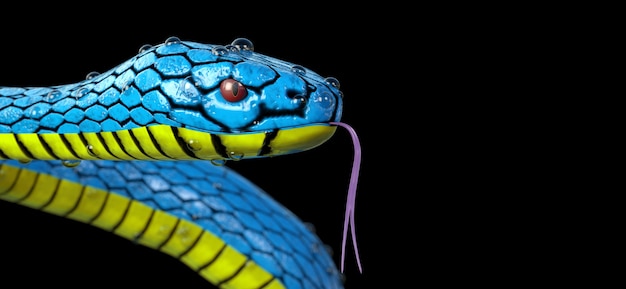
[219,79,248,102]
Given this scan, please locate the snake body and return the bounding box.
[0,37,349,289]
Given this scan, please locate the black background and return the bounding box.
[0,7,399,289]
[0,7,581,288]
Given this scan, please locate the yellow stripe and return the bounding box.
[0,169,37,202]
[148,125,193,159]
[199,246,248,285]
[39,134,78,160]
[0,134,31,161]
[65,186,108,223]
[113,129,153,159]
[113,200,155,240]
[270,125,337,156]
[0,163,288,289]
[81,133,119,160]
[129,127,170,159]
[96,131,134,160]
[224,261,275,289]
[63,134,100,160]
[219,133,265,159]
[17,173,59,209]
[175,128,220,159]
[16,134,55,159]
[180,231,226,270]
[40,180,83,215]
[263,280,288,289]
[136,210,179,249]
[91,193,131,230]
[2,124,337,163]
[0,164,20,194]
[160,219,204,256]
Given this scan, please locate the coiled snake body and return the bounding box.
[0,37,359,289]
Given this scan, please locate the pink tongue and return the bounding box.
[330,122,362,273]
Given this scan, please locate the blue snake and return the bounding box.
[0,37,361,289]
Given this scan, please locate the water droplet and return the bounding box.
[186,139,202,151]
[165,36,181,45]
[184,76,199,86]
[86,144,97,157]
[74,87,90,98]
[85,71,100,80]
[291,65,306,75]
[121,80,132,92]
[325,77,340,89]
[46,90,62,103]
[138,44,153,53]
[18,159,31,164]
[228,152,244,161]
[252,120,260,125]
[178,77,200,99]
[62,160,81,167]
[210,159,226,166]
[224,45,239,52]
[211,46,228,56]
[231,38,254,51]
[292,94,307,105]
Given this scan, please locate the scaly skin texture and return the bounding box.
[0,37,346,289]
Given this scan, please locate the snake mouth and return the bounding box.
[0,124,337,163]
[183,123,338,160]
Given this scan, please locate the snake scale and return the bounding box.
[0,37,361,289]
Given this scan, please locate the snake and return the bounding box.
[0,37,361,289]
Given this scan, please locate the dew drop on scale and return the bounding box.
[178,76,200,100]
[210,159,226,166]
[231,38,254,52]
[45,90,62,103]
[211,46,228,56]
[62,160,81,167]
[228,152,244,161]
[164,36,181,45]
[291,65,306,75]
[324,77,340,89]
[86,71,100,80]
[186,139,202,151]
[87,144,97,157]
[138,44,153,53]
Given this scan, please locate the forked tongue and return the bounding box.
[330,122,362,273]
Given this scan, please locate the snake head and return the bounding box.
[135,37,345,158]
[108,37,344,159]
[0,37,345,161]
[142,37,344,134]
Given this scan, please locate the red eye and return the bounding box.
[219,79,248,102]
